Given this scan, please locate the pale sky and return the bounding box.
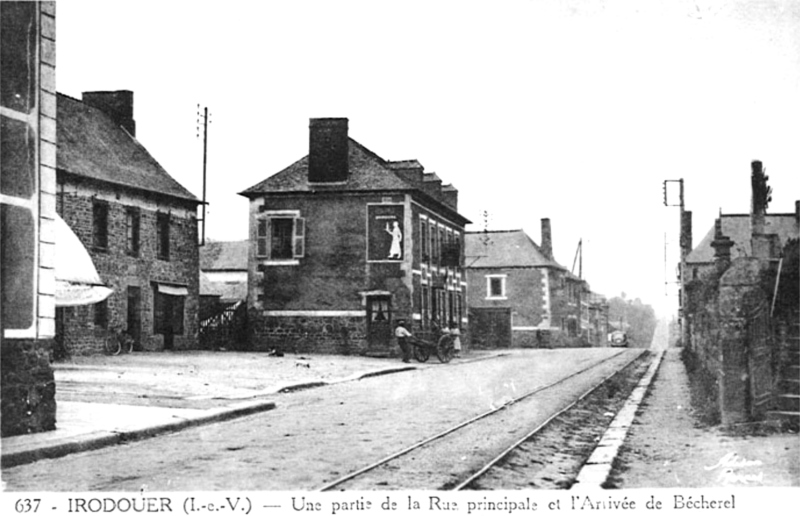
[55,0,800,317]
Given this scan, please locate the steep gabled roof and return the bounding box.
[240,139,413,195]
[238,138,470,225]
[56,93,199,203]
[200,240,248,271]
[687,213,799,264]
[465,230,566,269]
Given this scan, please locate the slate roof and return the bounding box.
[200,240,248,271]
[686,213,799,264]
[239,139,469,224]
[56,93,198,203]
[465,230,566,270]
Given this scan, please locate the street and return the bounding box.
[2,348,635,491]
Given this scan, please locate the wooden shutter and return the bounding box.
[256,218,269,257]
[293,217,305,258]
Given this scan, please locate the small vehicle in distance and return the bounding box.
[609,330,628,348]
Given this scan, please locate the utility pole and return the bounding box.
[196,105,210,245]
[663,178,688,348]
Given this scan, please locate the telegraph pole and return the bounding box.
[196,105,210,245]
[663,178,688,347]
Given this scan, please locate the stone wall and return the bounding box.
[1,339,56,436]
[57,182,199,354]
[248,312,369,355]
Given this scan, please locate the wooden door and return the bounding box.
[367,296,392,350]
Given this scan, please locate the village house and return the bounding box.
[199,240,248,306]
[682,161,799,425]
[54,90,201,355]
[198,240,248,349]
[465,220,608,348]
[239,118,470,356]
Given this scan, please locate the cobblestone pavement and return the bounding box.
[2,348,632,491]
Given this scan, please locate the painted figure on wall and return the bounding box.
[386,221,403,259]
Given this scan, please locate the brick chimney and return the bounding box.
[387,160,424,186]
[441,184,458,210]
[82,90,136,136]
[541,218,553,260]
[308,118,349,183]
[422,173,442,199]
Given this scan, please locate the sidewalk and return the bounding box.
[2,350,501,468]
[609,347,800,488]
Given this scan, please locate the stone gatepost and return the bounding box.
[717,257,769,426]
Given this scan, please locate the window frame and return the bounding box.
[255,209,305,264]
[486,274,507,300]
[126,207,140,257]
[94,299,108,329]
[92,199,109,252]
[156,211,170,261]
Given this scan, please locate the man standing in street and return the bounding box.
[395,320,413,363]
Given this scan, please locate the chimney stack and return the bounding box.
[308,118,349,183]
[441,184,458,210]
[541,218,553,260]
[82,91,136,136]
[711,218,734,274]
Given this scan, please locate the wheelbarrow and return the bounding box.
[409,334,455,364]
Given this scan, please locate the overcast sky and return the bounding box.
[56,0,800,316]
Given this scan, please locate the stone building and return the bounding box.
[239,118,470,356]
[1,1,58,436]
[683,161,799,425]
[465,220,606,348]
[54,91,201,355]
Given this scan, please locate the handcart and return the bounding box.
[409,333,455,364]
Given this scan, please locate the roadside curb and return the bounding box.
[571,349,666,489]
[1,399,278,469]
[2,353,505,468]
[1,365,417,468]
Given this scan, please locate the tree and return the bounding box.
[607,294,657,346]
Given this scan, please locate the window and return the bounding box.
[438,226,446,266]
[256,214,306,261]
[420,218,429,262]
[126,208,140,256]
[93,201,109,251]
[157,212,170,260]
[486,275,507,299]
[94,299,108,329]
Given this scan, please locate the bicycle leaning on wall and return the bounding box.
[104,328,135,355]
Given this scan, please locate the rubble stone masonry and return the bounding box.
[57,182,199,354]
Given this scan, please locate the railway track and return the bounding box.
[318,349,651,491]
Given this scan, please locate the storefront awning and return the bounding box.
[157,283,189,296]
[55,213,113,307]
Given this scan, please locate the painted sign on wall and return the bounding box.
[367,204,404,262]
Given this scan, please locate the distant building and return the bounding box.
[55,91,201,354]
[200,240,248,303]
[465,220,607,348]
[239,118,470,355]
